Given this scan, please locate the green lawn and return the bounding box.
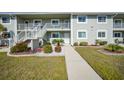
[75,47,124,80]
[0,52,67,80]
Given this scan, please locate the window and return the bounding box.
[97,16,107,23]
[24,20,29,24]
[51,32,60,38]
[77,16,87,23]
[97,30,107,39]
[114,32,122,38]
[51,19,60,26]
[77,30,87,39]
[64,20,69,24]
[114,19,122,28]
[114,19,122,24]
[33,19,42,26]
[2,16,11,23]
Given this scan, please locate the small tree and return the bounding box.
[52,39,64,45]
[0,24,4,32]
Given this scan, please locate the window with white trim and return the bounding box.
[77,30,87,39]
[2,16,11,23]
[114,32,122,38]
[97,31,107,39]
[97,16,107,23]
[51,19,60,26]
[114,19,122,24]
[77,16,87,23]
[33,19,42,26]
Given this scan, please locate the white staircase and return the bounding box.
[17,24,48,43]
[37,23,47,38]
[17,31,25,42]
[17,22,70,43]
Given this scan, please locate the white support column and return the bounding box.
[70,13,74,45]
[14,16,17,44]
[25,30,27,40]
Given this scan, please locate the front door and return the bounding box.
[64,32,70,44]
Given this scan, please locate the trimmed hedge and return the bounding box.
[104,44,124,52]
[95,40,107,45]
[99,41,107,45]
[0,24,4,32]
[11,42,28,53]
[79,42,88,46]
[43,41,51,46]
[43,45,53,53]
[73,42,78,46]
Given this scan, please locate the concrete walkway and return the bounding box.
[64,45,102,80]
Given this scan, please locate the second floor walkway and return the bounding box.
[17,23,71,31]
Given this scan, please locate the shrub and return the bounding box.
[73,42,78,46]
[99,41,107,45]
[52,39,64,44]
[95,40,100,45]
[11,42,28,53]
[116,49,124,53]
[55,46,61,52]
[104,44,124,52]
[79,42,88,46]
[0,24,4,32]
[95,40,107,45]
[43,45,53,53]
[43,41,51,46]
[114,39,119,44]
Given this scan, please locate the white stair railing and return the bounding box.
[17,31,25,42]
[17,26,38,43]
[17,23,70,43]
[37,23,48,38]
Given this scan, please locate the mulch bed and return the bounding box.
[10,51,36,55]
[10,48,43,55]
[73,45,104,48]
[98,49,124,55]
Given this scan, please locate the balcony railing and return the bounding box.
[17,23,70,31]
[46,23,70,30]
[17,23,42,31]
[113,23,124,28]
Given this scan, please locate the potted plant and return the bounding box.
[55,42,62,53]
[52,39,64,45]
